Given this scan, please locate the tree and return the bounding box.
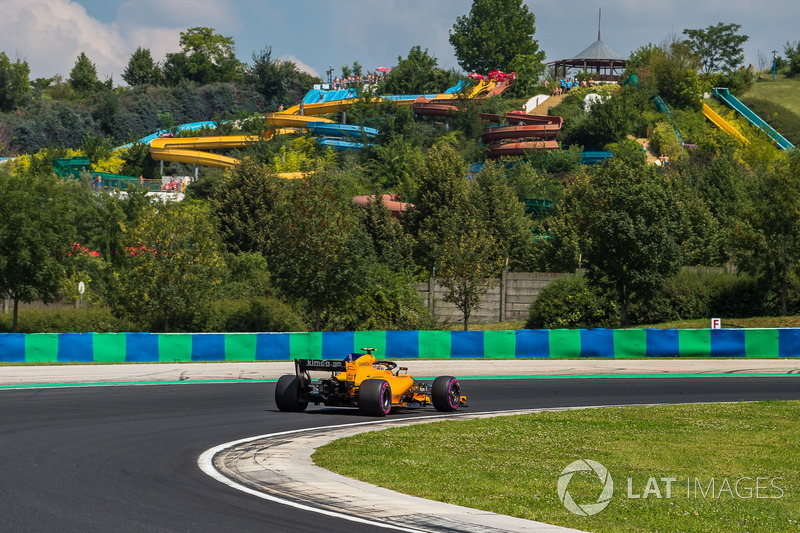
[162,27,244,85]
[628,39,704,110]
[404,142,470,272]
[245,47,319,110]
[68,52,101,95]
[359,191,415,272]
[436,213,505,330]
[210,157,284,255]
[507,53,546,96]
[0,164,74,332]
[682,22,749,75]
[468,162,534,270]
[379,46,456,95]
[110,202,225,331]
[0,52,30,111]
[122,47,161,87]
[734,151,800,315]
[567,160,684,325]
[784,41,800,78]
[449,0,545,74]
[268,174,374,330]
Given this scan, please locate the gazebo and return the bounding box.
[548,10,627,82]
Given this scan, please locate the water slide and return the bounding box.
[486,140,559,157]
[480,124,560,143]
[653,95,684,145]
[141,78,497,170]
[702,103,749,145]
[713,88,794,150]
[149,136,261,169]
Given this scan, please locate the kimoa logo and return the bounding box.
[557,459,614,516]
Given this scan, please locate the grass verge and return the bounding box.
[313,401,799,532]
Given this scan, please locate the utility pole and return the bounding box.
[772,50,778,81]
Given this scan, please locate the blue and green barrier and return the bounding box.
[0,329,798,363]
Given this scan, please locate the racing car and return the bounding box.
[274,348,467,416]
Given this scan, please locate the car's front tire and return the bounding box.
[275,374,308,412]
[432,375,461,412]
[358,379,392,416]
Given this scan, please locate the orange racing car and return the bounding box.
[274,348,467,416]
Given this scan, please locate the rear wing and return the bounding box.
[295,359,348,373]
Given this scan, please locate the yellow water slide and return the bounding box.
[703,103,749,145]
[264,113,335,125]
[467,80,497,98]
[149,135,304,178]
[149,136,260,169]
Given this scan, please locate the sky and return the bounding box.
[0,0,798,85]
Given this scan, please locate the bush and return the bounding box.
[525,274,617,329]
[627,270,776,325]
[0,305,136,333]
[324,266,437,331]
[649,121,681,159]
[197,297,308,332]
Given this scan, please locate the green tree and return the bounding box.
[436,213,504,330]
[734,151,800,315]
[405,143,470,272]
[0,164,74,332]
[567,160,684,325]
[379,46,456,95]
[682,22,749,75]
[359,191,415,272]
[0,52,30,111]
[122,47,161,87]
[268,174,374,330]
[162,27,244,85]
[507,53,546,96]
[628,40,704,110]
[210,157,284,254]
[449,0,545,74]
[469,162,534,270]
[68,52,101,95]
[110,202,225,331]
[245,47,319,110]
[784,40,800,78]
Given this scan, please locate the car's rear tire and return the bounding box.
[275,374,308,412]
[358,379,392,416]
[432,375,461,412]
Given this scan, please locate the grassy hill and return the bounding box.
[742,75,800,116]
[738,75,800,145]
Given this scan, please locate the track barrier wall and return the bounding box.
[0,329,797,363]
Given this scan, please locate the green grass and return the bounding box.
[743,75,800,118]
[313,401,800,532]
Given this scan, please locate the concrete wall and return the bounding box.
[415,272,569,324]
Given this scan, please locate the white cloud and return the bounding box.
[279,54,319,78]
[0,0,127,78]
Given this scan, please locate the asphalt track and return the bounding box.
[1,377,799,532]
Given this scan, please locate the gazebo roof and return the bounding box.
[570,39,625,62]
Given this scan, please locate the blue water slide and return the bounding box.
[116,120,220,150]
[444,80,467,94]
[380,93,441,102]
[317,138,372,151]
[713,88,794,150]
[306,122,379,139]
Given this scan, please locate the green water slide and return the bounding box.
[652,95,684,144]
[53,157,160,191]
[713,88,794,150]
